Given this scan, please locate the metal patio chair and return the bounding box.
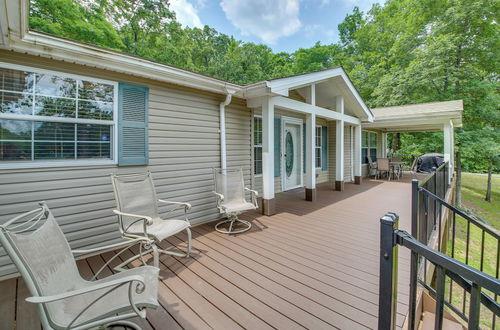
[212,168,258,234]
[376,158,391,180]
[367,155,377,178]
[0,202,159,330]
[111,172,192,269]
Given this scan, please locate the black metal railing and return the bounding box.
[413,161,449,245]
[379,213,500,330]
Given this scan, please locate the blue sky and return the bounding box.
[169,0,384,53]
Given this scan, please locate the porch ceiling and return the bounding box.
[362,100,463,132]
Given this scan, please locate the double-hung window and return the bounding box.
[315,126,322,169]
[362,131,377,164]
[0,64,117,167]
[253,116,262,175]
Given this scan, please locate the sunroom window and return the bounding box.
[0,65,116,164]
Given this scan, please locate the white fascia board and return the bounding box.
[273,96,361,125]
[9,31,241,95]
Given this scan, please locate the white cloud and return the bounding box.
[220,0,302,44]
[170,0,203,28]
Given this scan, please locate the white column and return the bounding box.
[305,113,316,189]
[354,124,362,183]
[381,132,388,158]
[336,121,345,184]
[335,96,345,190]
[262,97,275,214]
[305,85,316,199]
[443,120,454,183]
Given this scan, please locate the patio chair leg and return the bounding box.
[215,214,251,234]
[152,244,159,269]
[185,227,192,258]
[106,320,142,330]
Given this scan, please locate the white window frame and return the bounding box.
[362,130,377,164]
[315,125,322,169]
[253,115,263,177]
[0,62,118,169]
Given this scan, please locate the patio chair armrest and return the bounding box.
[158,199,191,210]
[245,187,259,208]
[212,191,224,201]
[26,275,146,304]
[71,237,146,255]
[244,187,258,196]
[113,210,153,225]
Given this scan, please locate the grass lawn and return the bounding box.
[444,173,499,329]
[460,173,500,228]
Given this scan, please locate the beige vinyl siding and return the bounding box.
[0,50,252,279]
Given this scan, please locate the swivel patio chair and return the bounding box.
[111,172,192,269]
[0,202,159,330]
[212,168,258,234]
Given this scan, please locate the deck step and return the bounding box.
[418,312,463,330]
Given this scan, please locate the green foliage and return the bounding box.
[28,0,499,172]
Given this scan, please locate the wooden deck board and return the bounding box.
[0,178,415,329]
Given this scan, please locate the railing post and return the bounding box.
[379,212,399,330]
[409,179,419,330]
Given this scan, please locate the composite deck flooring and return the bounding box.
[0,177,420,330]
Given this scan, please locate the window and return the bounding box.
[362,131,377,164]
[315,126,322,169]
[253,116,262,175]
[0,64,116,166]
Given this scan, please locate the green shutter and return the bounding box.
[321,126,328,170]
[274,118,281,177]
[303,123,306,173]
[118,83,149,166]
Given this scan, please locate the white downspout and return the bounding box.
[219,91,233,170]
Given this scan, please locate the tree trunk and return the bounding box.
[392,133,400,152]
[485,161,492,202]
[455,151,462,206]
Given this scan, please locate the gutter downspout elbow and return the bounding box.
[220,91,233,170]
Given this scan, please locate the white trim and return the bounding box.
[272,96,361,125]
[252,114,263,176]
[315,125,322,170]
[0,159,116,170]
[0,62,119,168]
[281,116,303,191]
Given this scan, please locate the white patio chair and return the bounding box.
[111,172,192,270]
[0,202,159,330]
[212,168,258,234]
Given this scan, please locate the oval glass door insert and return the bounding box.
[285,131,294,177]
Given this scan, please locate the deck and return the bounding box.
[0,177,421,330]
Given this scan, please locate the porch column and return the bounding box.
[381,132,388,158]
[354,125,362,184]
[443,120,454,184]
[305,84,316,201]
[335,96,344,191]
[305,113,316,200]
[262,97,276,215]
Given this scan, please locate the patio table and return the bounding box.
[390,161,405,180]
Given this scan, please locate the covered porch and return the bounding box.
[1,177,425,330]
[243,68,374,216]
[363,100,464,183]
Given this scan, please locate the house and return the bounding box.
[0,0,463,284]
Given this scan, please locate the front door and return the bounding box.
[282,118,303,191]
